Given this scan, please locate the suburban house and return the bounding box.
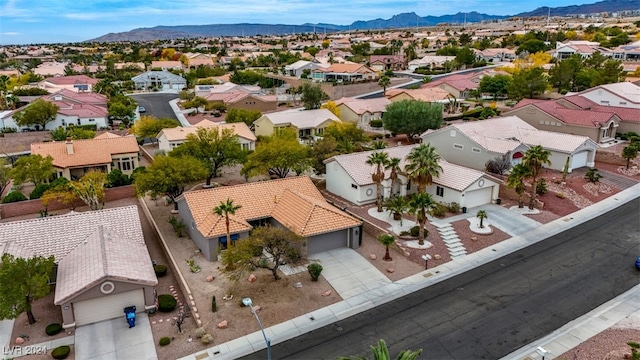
[557,95,640,134]
[0,206,157,329]
[324,145,501,208]
[156,121,257,153]
[185,53,216,68]
[474,48,517,63]
[385,87,452,103]
[177,176,363,261]
[38,75,98,93]
[204,90,277,113]
[33,62,66,77]
[505,99,621,144]
[310,63,378,83]
[31,135,140,180]
[610,40,640,61]
[284,60,327,78]
[551,41,614,60]
[369,55,406,71]
[421,116,598,173]
[407,55,455,72]
[570,82,640,109]
[421,73,478,99]
[253,108,341,143]
[131,71,187,91]
[334,96,391,128]
[150,60,183,71]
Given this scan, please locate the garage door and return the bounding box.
[464,187,492,209]
[308,230,348,254]
[571,151,589,170]
[73,289,145,326]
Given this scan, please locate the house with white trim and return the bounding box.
[253,108,341,143]
[334,97,391,128]
[156,120,256,153]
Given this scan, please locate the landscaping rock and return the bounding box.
[369,254,377,260]
[322,290,332,297]
[293,282,303,288]
[217,320,228,329]
[248,274,257,282]
[206,275,215,282]
[15,337,24,345]
[434,254,442,260]
[386,267,395,273]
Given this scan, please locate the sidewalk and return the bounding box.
[180,183,640,359]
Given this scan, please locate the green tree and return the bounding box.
[408,192,436,246]
[170,127,247,186]
[367,151,390,212]
[549,55,583,92]
[309,137,339,174]
[183,96,208,114]
[241,129,310,179]
[0,254,56,324]
[71,171,107,211]
[13,99,58,130]
[213,198,242,248]
[507,67,548,100]
[454,46,477,68]
[516,39,548,55]
[10,154,55,187]
[522,145,551,210]
[129,116,180,138]
[383,100,443,141]
[0,158,11,198]
[50,127,96,141]
[339,339,422,360]
[506,163,530,208]
[323,122,368,153]
[108,99,136,122]
[404,144,442,193]
[220,226,303,280]
[225,108,262,126]
[622,145,638,169]
[378,75,391,95]
[134,155,207,211]
[476,209,488,228]
[378,234,395,261]
[478,74,512,100]
[300,83,328,110]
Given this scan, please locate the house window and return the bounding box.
[316,127,324,136]
[619,102,627,105]
[117,157,134,171]
[453,143,463,150]
[218,234,239,250]
[436,186,444,197]
[472,147,481,153]
[241,143,250,150]
[77,119,81,125]
[88,119,95,122]
[600,101,609,104]
[351,184,358,189]
[406,180,411,190]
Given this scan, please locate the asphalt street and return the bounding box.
[128,93,178,120]
[243,199,640,359]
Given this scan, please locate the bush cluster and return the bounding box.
[159,337,171,346]
[307,263,323,281]
[153,264,168,277]
[45,323,63,336]
[51,346,71,359]
[157,294,177,312]
[2,190,27,203]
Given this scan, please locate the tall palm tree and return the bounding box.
[385,157,402,196]
[378,75,391,96]
[404,144,442,193]
[522,145,551,210]
[408,192,436,246]
[506,163,530,208]
[213,198,242,248]
[367,151,390,212]
[378,234,395,261]
[476,210,488,228]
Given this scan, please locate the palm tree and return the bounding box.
[370,139,388,150]
[385,157,402,196]
[408,192,437,245]
[213,198,242,248]
[382,195,409,221]
[367,151,390,212]
[378,75,391,96]
[476,210,488,228]
[522,145,552,210]
[404,144,442,193]
[339,339,423,360]
[622,145,638,169]
[378,234,395,261]
[506,163,530,208]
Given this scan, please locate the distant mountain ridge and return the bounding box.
[88,0,640,42]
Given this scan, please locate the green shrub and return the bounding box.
[536,178,548,195]
[153,264,168,277]
[168,216,186,237]
[30,183,51,199]
[2,190,27,203]
[201,333,214,344]
[211,295,217,312]
[584,168,602,183]
[159,337,171,346]
[51,345,71,359]
[431,203,447,218]
[447,202,461,214]
[409,226,428,238]
[369,119,383,128]
[106,169,132,188]
[157,294,177,312]
[307,263,323,281]
[45,323,62,336]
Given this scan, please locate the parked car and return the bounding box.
[139,106,146,113]
[635,256,640,270]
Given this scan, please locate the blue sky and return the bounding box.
[1,0,591,45]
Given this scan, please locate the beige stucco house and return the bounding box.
[156,120,256,153]
[334,97,391,128]
[253,108,341,143]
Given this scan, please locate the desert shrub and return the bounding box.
[106,169,132,188]
[447,202,461,214]
[584,168,602,183]
[211,295,217,312]
[30,183,50,200]
[168,216,186,237]
[431,203,447,218]
[307,263,323,281]
[153,264,168,277]
[536,178,548,195]
[399,230,410,236]
[159,337,171,346]
[45,323,62,336]
[369,119,383,128]
[409,226,428,238]
[51,345,71,359]
[201,334,214,344]
[195,327,207,338]
[157,294,177,312]
[556,192,566,199]
[2,190,27,203]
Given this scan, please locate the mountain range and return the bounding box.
[89,0,640,42]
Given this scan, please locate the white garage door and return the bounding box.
[571,151,589,170]
[73,289,145,326]
[464,187,492,209]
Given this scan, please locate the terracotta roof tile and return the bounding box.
[334,97,391,114]
[157,122,256,142]
[31,136,139,169]
[94,132,122,139]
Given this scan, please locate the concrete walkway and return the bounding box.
[179,183,640,360]
[434,203,543,237]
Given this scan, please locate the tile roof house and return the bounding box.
[408,55,455,72]
[310,63,378,83]
[204,90,277,113]
[0,206,157,328]
[176,176,362,261]
[552,41,614,60]
[505,98,622,144]
[150,60,184,71]
[385,87,451,103]
[253,108,341,144]
[421,73,478,99]
[132,71,187,91]
[157,121,257,153]
[38,75,98,93]
[324,145,500,208]
[572,82,640,110]
[369,55,406,71]
[421,116,598,173]
[558,95,640,134]
[31,136,140,180]
[284,60,328,78]
[334,97,391,129]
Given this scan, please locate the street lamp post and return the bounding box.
[242,297,271,360]
[421,254,432,270]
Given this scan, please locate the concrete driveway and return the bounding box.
[75,313,156,360]
[433,203,542,237]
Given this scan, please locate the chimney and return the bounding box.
[65,137,74,155]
